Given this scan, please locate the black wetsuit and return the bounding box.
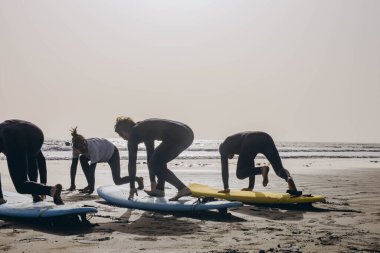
[0,120,52,198]
[219,131,291,189]
[28,151,47,185]
[128,119,194,191]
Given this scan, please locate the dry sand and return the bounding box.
[0,159,379,253]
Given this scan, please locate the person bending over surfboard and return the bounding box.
[114,117,193,201]
[0,120,63,205]
[69,127,144,194]
[218,131,301,196]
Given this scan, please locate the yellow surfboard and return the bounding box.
[188,183,326,205]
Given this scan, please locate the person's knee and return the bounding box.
[236,170,246,180]
[14,183,28,194]
[113,177,123,185]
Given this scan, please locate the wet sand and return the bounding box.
[0,159,379,252]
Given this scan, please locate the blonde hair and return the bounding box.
[114,116,136,133]
[70,127,86,149]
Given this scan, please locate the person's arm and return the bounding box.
[220,155,230,192]
[36,151,47,185]
[128,141,138,198]
[144,140,156,184]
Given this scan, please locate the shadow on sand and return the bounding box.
[233,202,361,221]
[93,200,245,236]
[0,213,96,236]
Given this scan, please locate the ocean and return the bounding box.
[1,139,379,161]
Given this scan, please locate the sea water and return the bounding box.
[1,139,379,161]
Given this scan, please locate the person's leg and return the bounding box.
[263,143,299,194]
[27,154,43,202]
[107,147,144,189]
[36,151,47,184]
[149,143,186,192]
[79,155,91,190]
[236,153,263,190]
[87,163,97,193]
[7,152,51,195]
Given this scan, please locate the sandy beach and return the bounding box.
[0,158,379,253]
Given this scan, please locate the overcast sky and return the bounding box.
[1,0,379,142]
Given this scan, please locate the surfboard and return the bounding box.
[188,183,326,205]
[97,185,243,212]
[0,191,97,218]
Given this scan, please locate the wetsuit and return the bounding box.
[219,131,291,189]
[0,120,53,198]
[27,151,47,185]
[70,139,130,191]
[128,119,194,191]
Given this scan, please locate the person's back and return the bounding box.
[0,120,44,153]
[219,131,272,157]
[129,118,192,143]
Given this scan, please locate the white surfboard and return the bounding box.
[0,191,97,218]
[97,185,243,212]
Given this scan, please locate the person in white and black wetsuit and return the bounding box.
[68,127,144,194]
[114,117,194,201]
[218,131,301,196]
[0,120,63,205]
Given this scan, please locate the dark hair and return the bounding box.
[114,116,136,133]
[70,127,86,150]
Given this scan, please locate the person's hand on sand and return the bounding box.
[129,188,138,200]
[218,188,230,193]
[241,188,253,191]
[0,198,6,205]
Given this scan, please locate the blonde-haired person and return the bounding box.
[114,117,193,201]
[68,127,144,194]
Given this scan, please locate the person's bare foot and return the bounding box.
[169,187,192,201]
[50,184,64,205]
[144,189,165,197]
[261,166,269,187]
[137,177,144,190]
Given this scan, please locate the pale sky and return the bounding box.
[1,0,379,142]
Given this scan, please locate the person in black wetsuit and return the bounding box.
[0,120,63,205]
[114,117,193,201]
[218,131,300,195]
